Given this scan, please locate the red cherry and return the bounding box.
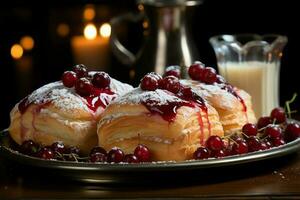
[107,147,124,163]
[272,137,285,147]
[92,72,111,89]
[160,76,181,94]
[73,64,88,78]
[212,149,226,158]
[259,142,268,150]
[193,147,210,160]
[140,75,159,91]
[265,125,282,139]
[242,123,258,136]
[75,78,93,96]
[134,144,150,162]
[89,152,107,163]
[206,136,224,151]
[164,66,181,78]
[148,72,162,81]
[231,141,248,155]
[51,142,65,154]
[124,154,139,163]
[285,123,300,142]
[257,116,273,129]
[62,71,77,88]
[270,107,286,123]
[188,62,205,80]
[90,146,107,156]
[264,140,273,149]
[247,136,261,152]
[202,67,217,84]
[36,147,54,160]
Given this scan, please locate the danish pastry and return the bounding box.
[97,80,224,161]
[9,70,133,154]
[180,80,256,134]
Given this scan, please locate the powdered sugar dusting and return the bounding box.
[113,88,187,106]
[22,73,133,113]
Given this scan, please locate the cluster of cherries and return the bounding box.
[88,144,150,163]
[61,64,111,96]
[19,140,151,163]
[19,140,81,161]
[188,61,225,84]
[193,107,300,160]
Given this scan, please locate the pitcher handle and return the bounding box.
[110,13,144,66]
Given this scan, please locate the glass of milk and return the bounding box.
[209,34,287,117]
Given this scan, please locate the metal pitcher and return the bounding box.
[110,0,202,84]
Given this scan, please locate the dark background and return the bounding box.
[0,0,299,130]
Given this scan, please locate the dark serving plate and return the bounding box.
[1,129,300,184]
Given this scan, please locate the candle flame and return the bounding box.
[84,24,97,40]
[11,44,23,59]
[99,23,111,38]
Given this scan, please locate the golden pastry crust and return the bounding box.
[9,76,133,154]
[181,80,256,134]
[97,88,224,161]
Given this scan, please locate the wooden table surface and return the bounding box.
[1,151,300,200]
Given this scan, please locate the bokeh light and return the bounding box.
[11,44,24,59]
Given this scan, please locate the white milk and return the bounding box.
[218,61,280,117]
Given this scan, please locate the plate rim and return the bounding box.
[1,129,300,172]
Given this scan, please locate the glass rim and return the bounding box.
[209,34,288,46]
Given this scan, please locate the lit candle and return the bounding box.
[71,23,111,71]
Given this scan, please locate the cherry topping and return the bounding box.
[62,71,77,88]
[193,147,210,160]
[242,123,258,136]
[164,65,181,78]
[206,136,224,151]
[51,142,65,154]
[180,86,194,98]
[265,125,282,139]
[36,147,54,160]
[92,72,111,89]
[20,140,39,155]
[188,62,205,81]
[134,144,150,162]
[270,107,286,123]
[73,64,88,78]
[75,78,93,96]
[231,140,248,155]
[160,75,181,94]
[124,154,139,163]
[272,137,286,147]
[247,136,261,152]
[257,116,273,129]
[285,123,300,142]
[140,74,159,91]
[107,147,125,163]
[202,67,217,84]
[89,152,107,163]
[90,146,107,156]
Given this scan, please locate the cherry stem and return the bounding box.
[241,132,249,139]
[284,93,298,119]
